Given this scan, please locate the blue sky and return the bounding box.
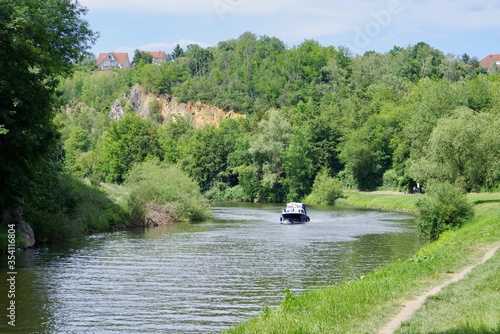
[79,0,500,60]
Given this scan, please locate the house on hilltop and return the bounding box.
[96,52,131,70]
[148,51,167,64]
[479,54,500,71]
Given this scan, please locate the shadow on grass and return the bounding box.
[471,199,500,205]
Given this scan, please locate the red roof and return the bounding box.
[96,52,130,67]
[479,54,500,69]
[148,51,166,60]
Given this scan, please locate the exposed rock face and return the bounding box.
[18,220,35,248]
[118,84,244,127]
[109,99,125,120]
[2,205,35,248]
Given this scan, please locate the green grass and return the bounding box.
[224,192,500,334]
[397,250,500,333]
[336,190,420,212]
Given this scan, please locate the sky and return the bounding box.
[78,0,500,60]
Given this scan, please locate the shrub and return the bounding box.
[382,168,403,190]
[204,182,227,202]
[416,181,474,241]
[124,161,211,223]
[224,185,252,202]
[24,173,127,243]
[305,170,344,205]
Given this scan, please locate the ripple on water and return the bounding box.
[3,204,420,333]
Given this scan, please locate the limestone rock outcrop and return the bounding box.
[116,84,244,127]
[109,99,125,120]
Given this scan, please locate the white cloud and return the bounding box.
[79,0,305,15]
[83,0,500,57]
[114,39,213,55]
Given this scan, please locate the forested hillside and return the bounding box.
[58,32,500,205]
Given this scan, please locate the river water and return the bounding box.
[0,203,420,333]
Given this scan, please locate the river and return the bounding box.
[0,203,420,333]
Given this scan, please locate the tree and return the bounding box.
[95,113,162,183]
[249,110,292,201]
[171,44,185,60]
[410,107,500,191]
[131,49,153,67]
[0,0,97,208]
[179,125,227,192]
[282,130,314,201]
[340,113,396,190]
[185,44,213,76]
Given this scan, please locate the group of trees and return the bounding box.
[2,0,500,245]
[0,0,96,209]
[57,33,500,206]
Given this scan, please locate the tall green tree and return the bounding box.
[131,49,153,67]
[410,107,500,191]
[95,113,162,183]
[249,110,292,201]
[282,130,314,201]
[179,125,226,192]
[0,0,97,207]
[170,44,185,60]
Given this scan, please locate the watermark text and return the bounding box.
[6,224,17,327]
[350,0,403,51]
[213,0,243,20]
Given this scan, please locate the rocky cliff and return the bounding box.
[110,84,244,127]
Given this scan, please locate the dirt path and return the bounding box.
[377,244,500,334]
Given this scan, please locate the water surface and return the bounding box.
[0,204,420,333]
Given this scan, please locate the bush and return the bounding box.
[124,161,211,223]
[304,170,344,205]
[382,169,403,190]
[416,181,474,241]
[224,185,252,202]
[24,173,127,243]
[204,182,227,202]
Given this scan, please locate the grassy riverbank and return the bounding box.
[225,192,500,334]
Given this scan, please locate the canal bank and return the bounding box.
[225,192,500,333]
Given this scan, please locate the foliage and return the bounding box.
[54,33,500,205]
[59,69,132,111]
[249,109,292,202]
[382,168,403,190]
[94,112,162,183]
[410,107,500,191]
[170,44,185,60]
[305,169,344,205]
[224,185,252,202]
[157,116,195,164]
[124,161,210,223]
[281,130,314,201]
[131,49,153,67]
[416,181,475,241]
[23,173,126,243]
[0,0,96,208]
